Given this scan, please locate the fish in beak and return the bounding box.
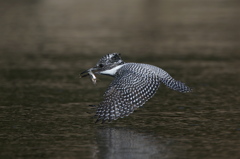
[80,67,98,85]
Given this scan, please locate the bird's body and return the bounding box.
[80,53,191,123]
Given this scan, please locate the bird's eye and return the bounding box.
[99,64,104,68]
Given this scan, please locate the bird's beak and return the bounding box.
[80,67,98,78]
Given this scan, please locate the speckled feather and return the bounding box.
[95,63,191,123]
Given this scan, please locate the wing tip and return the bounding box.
[95,118,112,124]
[181,86,193,93]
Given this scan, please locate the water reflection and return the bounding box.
[96,127,173,159]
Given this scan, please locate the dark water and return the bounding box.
[0,0,240,158]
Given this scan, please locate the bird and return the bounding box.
[80,53,191,123]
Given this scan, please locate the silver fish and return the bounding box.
[88,70,97,85]
[80,68,97,85]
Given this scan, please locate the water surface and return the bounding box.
[0,0,240,158]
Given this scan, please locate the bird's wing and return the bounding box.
[95,70,160,123]
[137,64,191,93]
[130,63,191,93]
[156,68,192,93]
[160,76,192,93]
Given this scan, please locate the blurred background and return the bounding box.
[0,0,239,158]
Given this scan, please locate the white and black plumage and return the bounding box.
[80,53,191,123]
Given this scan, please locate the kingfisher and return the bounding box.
[80,53,191,123]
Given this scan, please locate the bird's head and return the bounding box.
[80,53,125,78]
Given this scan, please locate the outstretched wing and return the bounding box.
[94,63,191,123]
[95,68,161,123]
[160,76,192,92]
[136,63,192,93]
[155,68,192,93]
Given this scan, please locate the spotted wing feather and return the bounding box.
[136,63,191,93]
[95,65,160,123]
[95,63,191,123]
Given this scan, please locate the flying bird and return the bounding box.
[80,53,191,123]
